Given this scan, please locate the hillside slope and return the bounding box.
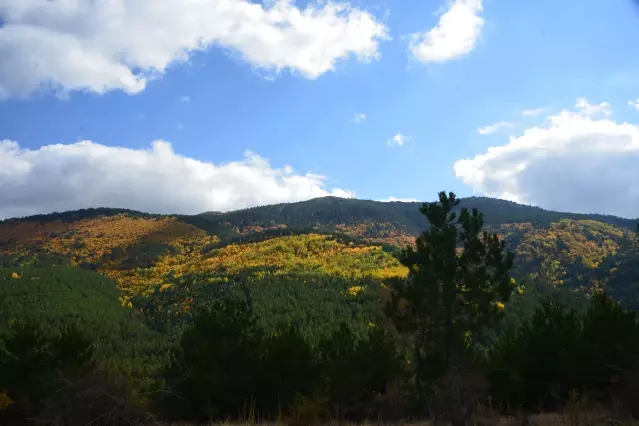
[0,267,167,377]
[1,196,637,309]
[203,196,637,234]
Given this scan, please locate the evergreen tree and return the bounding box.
[318,324,403,421]
[488,300,583,411]
[489,293,639,412]
[386,191,514,422]
[159,298,265,421]
[0,322,93,423]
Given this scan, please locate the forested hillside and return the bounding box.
[0,195,638,424]
[1,196,637,306]
[1,195,637,322]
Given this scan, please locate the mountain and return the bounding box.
[192,195,637,245]
[187,196,634,237]
[1,196,637,312]
[1,195,638,398]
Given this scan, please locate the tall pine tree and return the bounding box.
[386,191,514,422]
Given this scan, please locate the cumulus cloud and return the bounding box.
[521,107,547,117]
[388,133,410,147]
[0,0,388,98]
[378,196,419,202]
[629,99,639,111]
[0,139,354,220]
[454,98,639,218]
[409,0,484,63]
[180,95,191,103]
[477,121,513,135]
[353,113,367,123]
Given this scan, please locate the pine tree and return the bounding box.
[386,191,514,422]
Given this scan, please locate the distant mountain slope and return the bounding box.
[201,196,637,235]
[189,196,636,249]
[1,196,637,309]
[3,196,635,233]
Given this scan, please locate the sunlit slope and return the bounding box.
[0,213,407,299]
[496,219,636,294]
[0,197,636,306]
[0,213,215,264]
[110,233,407,298]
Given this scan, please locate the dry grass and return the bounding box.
[164,411,639,426]
[161,394,639,425]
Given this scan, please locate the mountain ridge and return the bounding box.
[4,196,636,229]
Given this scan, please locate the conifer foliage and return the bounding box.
[386,191,515,422]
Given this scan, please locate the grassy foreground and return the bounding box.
[165,412,639,426]
[160,403,639,426]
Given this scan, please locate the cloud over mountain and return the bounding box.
[455,98,639,218]
[0,139,353,219]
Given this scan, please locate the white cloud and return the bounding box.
[0,0,388,99]
[180,95,191,103]
[477,121,513,135]
[378,196,419,202]
[575,97,611,117]
[353,113,367,123]
[0,139,354,220]
[629,99,639,111]
[408,0,484,63]
[454,98,639,218]
[521,107,547,117]
[388,133,410,147]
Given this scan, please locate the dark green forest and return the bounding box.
[0,194,638,425]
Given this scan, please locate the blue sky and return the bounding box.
[1,0,639,219]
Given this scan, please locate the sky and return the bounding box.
[1,0,639,219]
